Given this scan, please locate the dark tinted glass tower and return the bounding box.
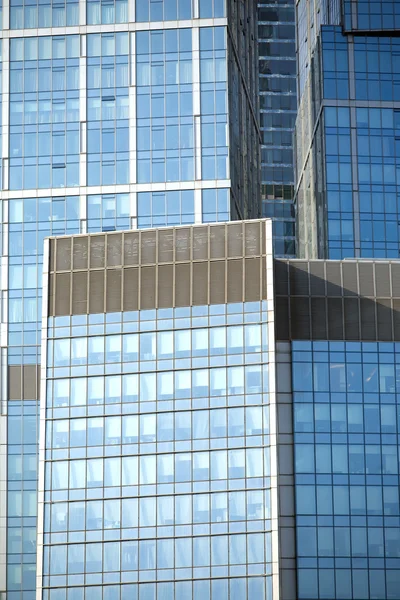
[291,3,400,598]
[295,0,400,260]
[258,0,297,257]
[275,257,400,600]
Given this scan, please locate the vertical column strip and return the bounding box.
[79,0,86,26]
[264,219,281,600]
[35,239,50,600]
[194,188,202,223]
[192,0,199,19]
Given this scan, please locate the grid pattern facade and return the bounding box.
[342,0,400,32]
[226,0,260,223]
[136,28,194,185]
[9,36,80,190]
[274,258,400,599]
[39,303,273,600]
[136,188,230,229]
[274,259,400,343]
[292,340,400,599]
[6,196,80,597]
[295,26,400,259]
[45,222,269,317]
[295,0,341,100]
[87,33,129,187]
[258,1,296,257]
[87,194,130,233]
[1,2,260,599]
[10,0,79,28]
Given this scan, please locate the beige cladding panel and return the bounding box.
[8,366,21,400]
[54,273,70,317]
[175,263,190,307]
[158,264,173,308]
[56,238,71,271]
[227,223,243,257]
[73,237,88,270]
[123,268,139,311]
[158,229,174,264]
[123,231,139,266]
[107,233,123,267]
[245,257,262,301]
[192,262,208,305]
[175,228,191,262]
[8,365,41,401]
[227,259,244,303]
[89,270,105,314]
[90,235,106,269]
[210,225,225,259]
[48,273,55,316]
[140,266,156,310]
[106,269,122,312]
[49,221,269,316]
[210,261,225,305]
[141,230,157,265]
[72,271,88,314]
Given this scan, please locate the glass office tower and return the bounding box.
[292,338,400,599]
[294,0,400,259]
[36,222,400,600]
[258,0,297,257]
[37,220,278,600]
[291,2,400,597]
[275,258,400,600]
[1,3,260,599]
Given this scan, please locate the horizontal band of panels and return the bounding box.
[275,260,400,342]
[48,221,269,315]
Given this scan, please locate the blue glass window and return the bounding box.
[87,193,130,232]
[136,0,192,21]
[202,188,229,222]
[137,190,194,228]
[136,29,194,184]
[200,27,228,180]
[10,0,78,28]
[9,37,80,191]
[87,0,127,24]
[42,304,272,598]
[87,33,129,186]
[293,340,400,599]
[199,0,225,18]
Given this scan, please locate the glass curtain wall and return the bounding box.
[2,1,260,598]
[292,340,400,599]
[258,1,297,257]
[40,303,273,600]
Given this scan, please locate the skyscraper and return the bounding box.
[38,220,275,600]
[0,3,260,598]
[275,256,400,600]
[294,0,400,259]
[258,0,297,257]
[36,220,400,600]
[288,3,400,598]
[4,2,400,600]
